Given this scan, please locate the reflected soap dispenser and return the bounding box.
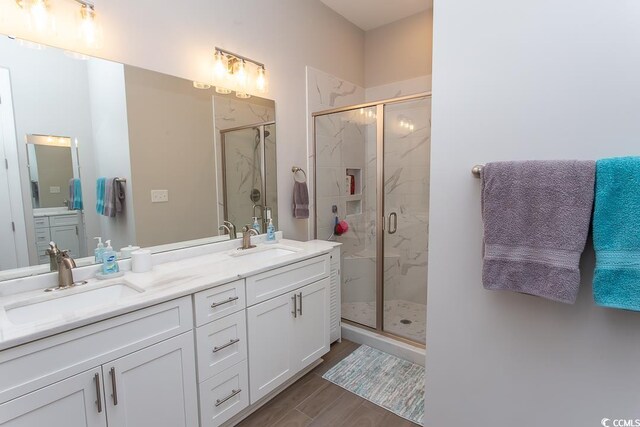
[94,237,105,263]
[266,218,276,243]
[102,240,120,275]
[252,217,261,234]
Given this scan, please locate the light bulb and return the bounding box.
[235,59,247,89]
[256,66,267,94]
[213,51,227,81]
[29,0,49,33]
[409,123,414,131]
[78,4,102,48]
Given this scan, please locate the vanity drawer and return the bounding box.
[196,310,247,382]
[194,279,245,326]
[198,360,249,427]
[33,217,49,229]
[0,296,192,404]
[34,228,51,245]
[49,214,79,227]
[246,255,330,306]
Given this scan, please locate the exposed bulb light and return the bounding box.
[213,50,227,80]
[78,3,102,48]
[16,0,53,34]
[256,66,267,94]
[235,59,247,87]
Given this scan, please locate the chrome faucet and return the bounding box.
[240,225,259,250]
[220,221,237,239]
[45,242,86,292]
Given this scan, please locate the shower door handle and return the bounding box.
[388,212,397,234]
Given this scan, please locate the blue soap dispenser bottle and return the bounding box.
[102,240,120,275]
[94,237,105,263]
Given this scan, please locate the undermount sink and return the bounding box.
[5,282,144,325]
[229,244,301,262]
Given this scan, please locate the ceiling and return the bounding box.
[320,0,432,31]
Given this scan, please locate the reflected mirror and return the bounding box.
[0,35,277,281]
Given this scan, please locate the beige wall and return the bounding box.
[124,66,218,247]
[364,9,432,88]
[33,145,73,208]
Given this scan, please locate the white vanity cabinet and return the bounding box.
[0,297,198,427]
[246,255,331,403]
[34,213,82,264]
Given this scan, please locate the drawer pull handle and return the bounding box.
[215,389,242,407]
[94,373,103,413]
[211,296,239,308]
[213,338,240,353]
[110,367,118,405]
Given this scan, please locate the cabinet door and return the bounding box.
[247,292,295,403]
[0,368,106,427]
[293,278,331,371]
[50,225,80,258]
[103,332,198,427]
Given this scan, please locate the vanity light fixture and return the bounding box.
[193,81,211,90]
[15,0,103,48]
[212,47,269,98]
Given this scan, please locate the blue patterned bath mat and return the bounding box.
[322,345,425,425]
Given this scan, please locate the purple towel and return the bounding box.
[293,181,309,219]
[481,160,595,303]
[103,178,126,217]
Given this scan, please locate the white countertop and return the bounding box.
[0,237,340,351]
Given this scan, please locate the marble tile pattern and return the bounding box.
[306,66,365,239]
[213,96,276,228]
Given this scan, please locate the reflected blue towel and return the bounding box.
[69,178,83,210]
[593,157,640,311]
[96,178,106,215]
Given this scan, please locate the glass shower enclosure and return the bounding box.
[314,94,431,345]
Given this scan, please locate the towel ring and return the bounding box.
[292,166,307,183]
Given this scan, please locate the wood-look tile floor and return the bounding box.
[237,339,419,427]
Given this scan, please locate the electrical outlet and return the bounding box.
[151,189,169,203]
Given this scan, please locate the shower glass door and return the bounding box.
[382,97,431,344]
[315,106,378,328]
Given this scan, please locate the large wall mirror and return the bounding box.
[0,35,277,281]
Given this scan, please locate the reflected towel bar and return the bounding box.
[115,178,127,183]
[471,165,484,178]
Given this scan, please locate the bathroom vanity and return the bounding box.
[0,236,341,427]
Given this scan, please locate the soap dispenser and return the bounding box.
[94,237,105,263]
[252,217,262,234]
[102,240,120,275]
[266,218,276,242]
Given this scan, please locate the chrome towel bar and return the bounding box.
[472,165,484,178]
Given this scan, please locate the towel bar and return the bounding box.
[471,165,484,178]
[292,166,307,182]
[115,178,127,183]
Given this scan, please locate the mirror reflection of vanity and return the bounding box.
[0,35,278,281]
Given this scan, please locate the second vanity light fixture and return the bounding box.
[15,0,103,48]
[211,47,269,98]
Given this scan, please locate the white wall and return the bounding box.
[0,0,365,241]
[86,59,135,251]
[426,1,640,426]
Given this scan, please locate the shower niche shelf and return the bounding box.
[345,168,362,196]
[346,199,362,216]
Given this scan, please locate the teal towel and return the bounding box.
[96,178,106,215]
[593,156,640,311]
[69,178,83,210]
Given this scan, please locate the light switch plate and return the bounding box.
[151,189,169,203]
[49,186,60,194]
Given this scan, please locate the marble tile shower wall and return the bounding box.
[382,101,431,304]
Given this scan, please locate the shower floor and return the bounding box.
[341,299,426,344]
